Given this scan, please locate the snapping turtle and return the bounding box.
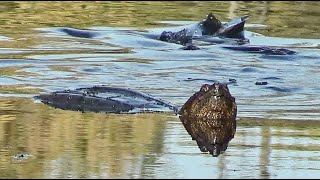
[179,83,237,157]
[35,83,237,157]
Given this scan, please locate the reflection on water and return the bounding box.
[0,97,169,178]
[0,98,320,179]
[0,1,320,179]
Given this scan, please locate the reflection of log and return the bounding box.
[179,83,237,157]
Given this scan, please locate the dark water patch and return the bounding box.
[81,67,104,73]
[222,78,238,86]
[222,46,298,55]
[183,78,218,83]
[260,76,282,80]
[182,78,238,87]
[34,86,179,114]
[241,67,260,73]
[181,44,200,50]
[37,27,113,40]
[255,81,268,85]
[228,78,237,83]
[259,54,298,60]
[60,27,100,38]
[256,77,283,85]
[264,86,301,93]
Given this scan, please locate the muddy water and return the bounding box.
[0,1,320,179]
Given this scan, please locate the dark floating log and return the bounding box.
[34,86,179,114]
[223,46,297,55]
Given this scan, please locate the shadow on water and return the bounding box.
[0,1,319,179]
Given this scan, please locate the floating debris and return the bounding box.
[255,81,268,85]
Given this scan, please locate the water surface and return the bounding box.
[0,1,320,179]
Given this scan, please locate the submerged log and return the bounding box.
[34,86,179,114]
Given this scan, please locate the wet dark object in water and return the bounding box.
[217,15,249,39]
[255,81,268,85]
[228,78,237,84]
[265,86,293,93]
[178,83,237,157]
[57,12,296,55]
[34,86,179,114]
[60,27,99,38]
[157,13,296,55]
[160,28,192,46]
[223,46,297,55]
[200,13,223,36]
[181,44,201,50]
[159,13,249,46]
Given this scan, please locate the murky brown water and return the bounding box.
[0,1,320,179]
